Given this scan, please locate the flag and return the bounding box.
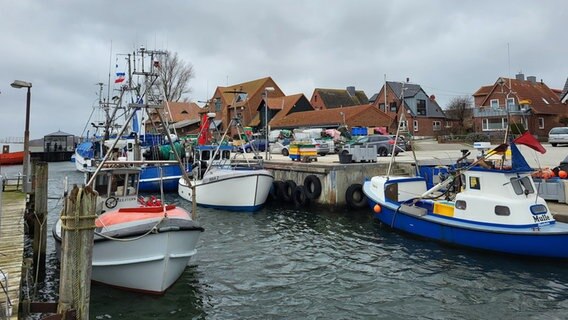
[197,114,210,145]
[513,131,546,154]
[115,72,125,83]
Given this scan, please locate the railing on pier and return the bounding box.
[1,175,24,192]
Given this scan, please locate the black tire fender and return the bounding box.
[345,183,367,208]
[281,180,296,202]
[292,185,309,208]
[304,175,322,200]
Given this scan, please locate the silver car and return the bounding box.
[548,127,568,147]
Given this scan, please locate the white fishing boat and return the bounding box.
[54,48,203,294]
[178,114,274,211]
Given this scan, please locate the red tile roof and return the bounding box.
[270,104,393,129]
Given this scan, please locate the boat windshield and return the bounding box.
[510,176,535,195]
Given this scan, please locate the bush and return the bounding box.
[465,133,490,143]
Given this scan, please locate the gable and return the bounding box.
[312,88,369,109]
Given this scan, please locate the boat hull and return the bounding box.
[0,151,24,165]
[178,169,274,211]
[53,207,204,294]
[363,181,568,259]
[139,165,183,192]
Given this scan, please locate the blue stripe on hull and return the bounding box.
[194,202,263,212]
[371,203,568,259]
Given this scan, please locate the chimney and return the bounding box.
[516,73,525,81]
[346,86,356,97]
[527,76,537,84]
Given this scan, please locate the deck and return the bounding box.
[0,191,26,319]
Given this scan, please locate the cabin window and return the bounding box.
[455,200,467,210]
[222,150,231,159]
[538,117,544,129]
[127,173,139,195]
[201,150,211,161]
[495,205,510,216]
[530,204,547,215]
[510,176,535,195]
[111,174,127,196]
[385,183,398,202]
[469,176,480,190]
[94,174,110,196]
[417,99,426,115]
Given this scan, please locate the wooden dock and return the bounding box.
[0,191,26,319]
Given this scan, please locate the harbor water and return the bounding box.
[11,162,568,319]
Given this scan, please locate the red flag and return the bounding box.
[513,131,546,154]
[197,114,210,145]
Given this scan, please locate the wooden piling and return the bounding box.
[32,161,48,283]
[57,186,97,320]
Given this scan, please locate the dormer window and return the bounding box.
[541,97,549,104]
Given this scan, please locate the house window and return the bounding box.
[433,121,441,131]
[417,99,426,115]
[538,117,544,129]
[482,118,507,131]
[507,98,516,111]
[399,120,407,130]
[490,99,499,109]
[390,102,397,112]
[215,98,221,112]
[379,103,385,112]
[413,120,418,132]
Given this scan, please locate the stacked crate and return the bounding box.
[289,143,317,162]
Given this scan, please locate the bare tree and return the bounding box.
[157,51,195,102]
[445,96,473,134]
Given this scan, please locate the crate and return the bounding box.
[533,178,567,203]
[289,143,317,162]
[342,145,376,162]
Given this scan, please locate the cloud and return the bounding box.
[1,0,566,140]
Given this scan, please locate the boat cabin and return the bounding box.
[87,167,141,212]
[192,145,233,179]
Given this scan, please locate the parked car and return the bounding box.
[237,139,268,153]
[390,135,411,151]
[350,135,402,157]
[548,127,568,147]
[270,140,291,156]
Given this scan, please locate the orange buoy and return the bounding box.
[373,204,381,213]
[559,170,568,179]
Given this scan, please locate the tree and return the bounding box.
[445,96,473,134]
[157,51,195,102]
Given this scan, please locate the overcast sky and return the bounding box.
[1,0,566,140]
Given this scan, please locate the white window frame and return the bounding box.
[538,117,544,129]
[433,120,441,131]
[399,120,407,130]
[490,99,499,109]
[482,117,508,131]
[506,98,515,110]
[413,120,419,132]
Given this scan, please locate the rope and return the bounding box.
[94,216,166,242]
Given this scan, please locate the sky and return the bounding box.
[1,0,566,140]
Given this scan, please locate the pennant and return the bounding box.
[115,72,126,84]
[197,114,210,145]
[513,131,546,154]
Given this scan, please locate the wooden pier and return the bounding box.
[0,191,26,319]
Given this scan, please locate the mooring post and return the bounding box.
[32,161,48,283]
[58,185,97,320]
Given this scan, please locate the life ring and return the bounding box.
[105,196,118,209]
[293,185,309,207]
[345,184,367,208]
[279,180,296,202]
[304,175,322,200]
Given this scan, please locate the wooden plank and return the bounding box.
[0,191,26,320]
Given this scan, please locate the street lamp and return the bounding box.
[264,87,275,160]
[11,80,32,193]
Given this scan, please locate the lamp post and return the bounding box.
[264,87,275,160]
[11,80,32,193]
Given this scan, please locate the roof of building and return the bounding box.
[163,101,202,122]
[217,77,277,107]
[313,88,369,108]
[477,77,566,115]
[270,104,392,129]
[45,130,74,137]
[265,93,310,122]
[387,81,446,118]
[561,77,568,104]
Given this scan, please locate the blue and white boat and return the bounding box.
[362,142,568,259]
